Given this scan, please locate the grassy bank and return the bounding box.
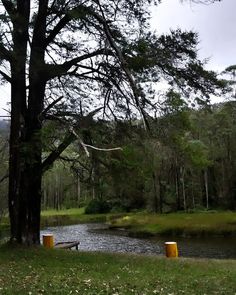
[108,211,236,237]
[0,245,235,294]
[40,208,112,227]
[41,209,236,237]
[0,208,100,232]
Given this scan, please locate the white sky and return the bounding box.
[0,0,235,115]
[151,0,236,72]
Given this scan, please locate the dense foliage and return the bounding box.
[43,101,236,212]
[2,100,235,213]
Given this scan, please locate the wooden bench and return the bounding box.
[54,241,80,250]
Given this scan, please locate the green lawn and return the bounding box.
[0,245,235,294]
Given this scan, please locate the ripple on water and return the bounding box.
[41,223,236,259]
[41,223,161,255]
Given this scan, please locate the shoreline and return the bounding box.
[1,209,236,239]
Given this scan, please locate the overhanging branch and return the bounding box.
[42,95,64,115]
[86,1,150,129]
[44,48,113,80]
[42,107,103,172]
[42,132,76,173]
[0,69,11,83]
[0,43,12,62]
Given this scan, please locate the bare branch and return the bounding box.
[70,126,122,157]
[0,69,11,82]
[0,173,8,183]
[83,144,123,152]
[69,128,90,157]
[42,95,64,115]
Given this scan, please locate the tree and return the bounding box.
[0,0,223,244]
[0,126,8,221]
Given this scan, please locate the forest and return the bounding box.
[1,98,236,216]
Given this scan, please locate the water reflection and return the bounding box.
[41,223,236,259]
[41,224,161,255]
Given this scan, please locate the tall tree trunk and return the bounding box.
[19,0,48,244]
[181,166,187,212]
[204,169,209,210]
[8,71,25,243]
[158,176,163,214]
[8,0,30,243]
[9,91,43,244]
[77,173,81,206]
[152,172,158,213]
[191,180,195,209]
[175,160,181,210]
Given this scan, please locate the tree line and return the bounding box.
[1,99,235,214]
[43,99,234,213]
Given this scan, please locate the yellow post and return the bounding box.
[165,242,178,258]
[43,234,54,248]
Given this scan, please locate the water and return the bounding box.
[41,224,161,255]
[41,223,236,259]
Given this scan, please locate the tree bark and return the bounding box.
[181,166,187,212]
[77,173,81,206]
[158,176,163,214]
[204,169,209,210]
[152,172,158,213]
[8,0,30,243]
[8,0,48,244]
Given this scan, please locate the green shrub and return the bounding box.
[85,199,111,214]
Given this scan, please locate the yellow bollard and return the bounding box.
[165,242,178,258]
[43,234,54,248]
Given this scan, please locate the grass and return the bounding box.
[41,208,85,217]
[109,211,236,237]
[40,208,116,227]
[0,216,9,234]
[0,244,235,294]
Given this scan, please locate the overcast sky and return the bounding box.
[0,0,235,115]
[151,0,236,72]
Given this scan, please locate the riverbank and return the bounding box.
[108,211,236,238]
[1,209,236,238]
[0,244,235,294]
[0,208,108,232]
[41,209,236,238]
[41,208,109,227]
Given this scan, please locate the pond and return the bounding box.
[41,223,236,259]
